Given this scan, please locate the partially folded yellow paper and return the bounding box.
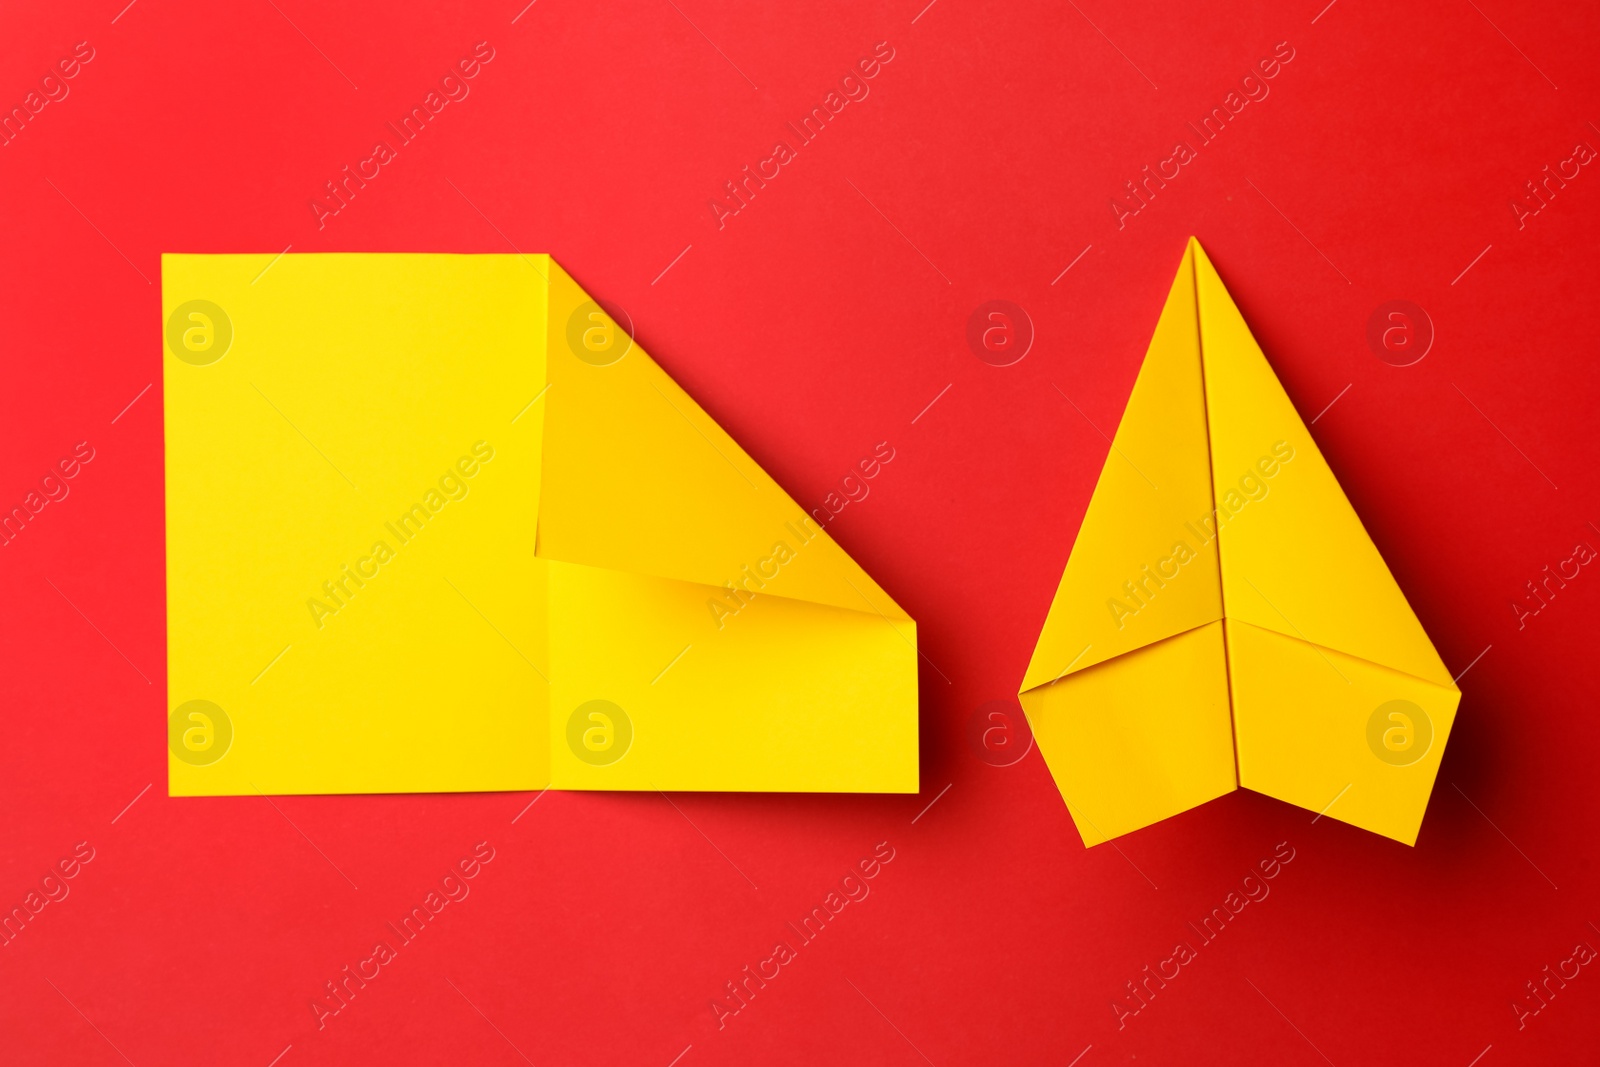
[164,253,917,796]
[1020,239,1459,846]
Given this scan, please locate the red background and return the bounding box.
[3,1,1598,1064]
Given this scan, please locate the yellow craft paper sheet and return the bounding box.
[164,253,917,796]
[1020,239,1459,846]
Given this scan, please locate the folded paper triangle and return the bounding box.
[1019,239,1459,846]
[164,253,917,796]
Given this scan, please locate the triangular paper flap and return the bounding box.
[1227,619,1460,845]
[1020,620,1237,845]
[538,259,909,623]
[1020,244,1223,693]
[1192,241,1455,689]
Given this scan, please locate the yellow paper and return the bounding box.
[1020,239,1459,846]
[164,253,917,796]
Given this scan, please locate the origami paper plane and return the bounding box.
[1019,238,1459,846]
[164,253,917,796]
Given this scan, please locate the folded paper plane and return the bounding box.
[1019,239,1459,846]
[164,253,917,796]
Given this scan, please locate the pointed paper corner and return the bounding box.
[545,253,579,301]
[1021,621,1237,846]
[1019,641,1069,697]
[1189,237,1222,286]
[545,255,598,352]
